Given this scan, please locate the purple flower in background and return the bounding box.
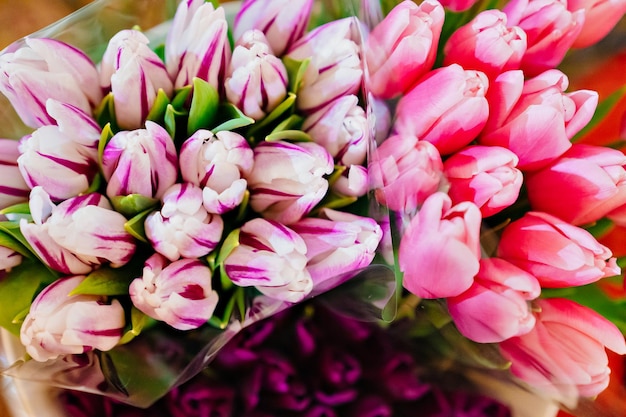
[167,378,234,417]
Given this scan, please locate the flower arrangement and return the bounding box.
[0,0,626,415]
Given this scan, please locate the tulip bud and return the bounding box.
[223,218,313,302]
[166,0,230,89]
[439,0,481,11]
[20,275,125,362]
[100,29,173,129]
[102,121,178,200]
[332,165,369,198]
[145,183,224,261]
[225,30,288,120]
[366,0,445,99]
[17,100,101,201]
[248,141,333,224]
[286,18,362,114]
[0,246,22,271]
[129,253,219,330]
[0,38,102,128]
[179,129,254,214]
[394,64,490,155]
[443,145,523,217]
[569,0,626,48]
[0,139,29,209]
[233,0,313,56]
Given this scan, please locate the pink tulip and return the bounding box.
[448,258,540,343]
[497,211,620,288]
[399,192,482,298]
[0,139,29,209]
[100,30,173,129]
[0,38,102,128]
[366,0,444,99]
[443,145,523,217]
[369,135,443,213]
[20,275,125,362]
[479,70,598,171]
[225,30,288,120]
[247,141,333,225]
[17,100,100,201]
[500,298,626,398]
[569,0,626,48]
[101,121,178,200]
[145,183,224,261]
[526,144,626,226]
[394,64,490,155]
[438,0,480,11]
[332,164,369,198]
[165,0,230,89]
[290,208,382,287]
[302,95,368,166]
[233,0,313,56]
[179,129,254,214]
[443,10,527,80]
[223,218,313,302]
[129,254,219,330]
[0,246,22,271]
[286,18,362,114]
[20,187,136,275]
[503,0,585,76]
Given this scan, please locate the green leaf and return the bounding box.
[573,85,626,142]
[265,129,312,142]
[86,172,104,194]
[98,123,115,167]
[247,93,297,140]
[188,78,220,136]
[171,85,193,109]
[583,217,614,239]
[94,92,117,130]
[119,307,153,345]
[124,208,154,243]
[0,221,35,257]
[282,56,310,93]
[216,228,240,267]
[153,43,166,62]
[99,351,130,396]
[69,267,136,296]
[146,88,171,123]
[110,194,159,218]
[211,103,255,133]
[0,202,30,216]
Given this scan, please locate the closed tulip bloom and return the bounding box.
[448,258,540,343]
[0,139,29,209]
[233,0,313,56]
[0,38,102,128]
[399,192,482,298]
[0,246,22,271]
[443,145,523,217]
[526,144,626,225]
[17,100,100,201]
[286,18,362,114]
[503,0,584,76]
[145,183,224,261]
[479,70,598,171]
[303,95,368,166]
[290,208,383,287]
[20,187,136,275]
[130,254,218,330]
[370,135,444,213]
[166,0,230,89]
[439,0,480,11]
[332,165,369,198]
[248,141,333,225]
[226,30,288,120]
[443,10,527,80]
[100,29,173,129]
[497,211,620,287]
[223,218,313,302]
[179,129,253,214]
[500,298,626,398]
[569,0,626,48]
[394,64,490,156]
[20,275,125,362]
[102,121,178,200]
[366,0,444,99]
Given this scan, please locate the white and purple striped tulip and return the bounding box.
[233,0,313,56]
[286,18,363,114]
[223,218,312,301]
[0,245,22,271]
[20,187,136,275]
[20,275,125,362]
[247,141,333,224]
[179,129,253,214]
[331,164,369,198]
[291,208,382,286]
[0,38,102,128]
[145,183,224,261]
[225,30,288,120]
[100,30,173,129]
[302,95,368,166]
[129,253,218,330]
[17,100,100,201]
[101,121,178,200]
[165,0,230,90]
[0,139,29,209]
